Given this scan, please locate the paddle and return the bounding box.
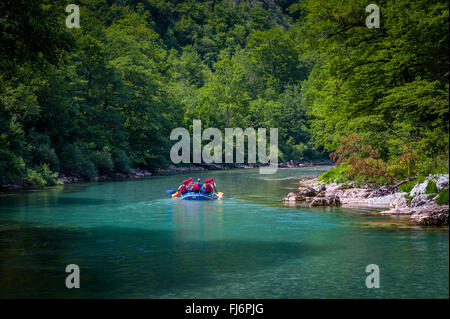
[165,190,175,194]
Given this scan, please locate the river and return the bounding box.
[0,167,448,298]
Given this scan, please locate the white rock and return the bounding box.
[410,174,448,197]
[410,194,431,207]
[436,174,449,191]
[410,175,432,197]
[389,192,408,209]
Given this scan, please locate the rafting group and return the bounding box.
[170,177,223,200]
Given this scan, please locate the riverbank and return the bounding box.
[283,174,449,226]
[1,160,333,194]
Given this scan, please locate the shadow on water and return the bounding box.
[0,220,329,298]
[0,196,114,209]
[52,197,114,206]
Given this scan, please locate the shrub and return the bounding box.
[112,149,130,172]
[417,152,449,176]
[24,169,46,187]
[404,194,413,204]
[24,164,62,188]
[318,164,349,184]
[399,180,415,193]
[0,149,26,184]
[425,180,437,194]
[436,189,449,205]
[37,163,61,186]
[33,144,60,171]
[399,176,426,193]
[330,134,419,185]
[81,159,98,179]
[59,144,98,179]
[90,150,113,174]
[59,144,85,173]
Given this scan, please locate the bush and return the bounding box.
[90,150,113,174]
[436,189,449,205]
[59,144,84,173]
[82,159,98,179]
[23,164,62,188]
[24,168,46,187]
[59,144,98,179]
[399,176,426,193]
[37,163,61,186]
[318,164,349,184]
[33,144,60,171]
[399,180,415,193]
[112,149,130,172]
[330,135,424,185]
[417,153,449,176]
[425,180,437,194]
[0,149,26,184]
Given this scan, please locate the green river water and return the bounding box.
[0,167,448,298]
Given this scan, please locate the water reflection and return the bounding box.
[168,200,224,243]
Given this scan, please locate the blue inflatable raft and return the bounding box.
[179,192,215,200]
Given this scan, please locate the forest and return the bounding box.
[0,0,448,188]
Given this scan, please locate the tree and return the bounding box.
[297,0,449,176]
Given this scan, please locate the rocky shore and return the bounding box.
[283,174,449,226]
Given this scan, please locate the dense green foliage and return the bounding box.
[425,180,438,195]
[436,189,449,205]
[301,0,449,184]
[318,164,349,184]
[0,0,448,188]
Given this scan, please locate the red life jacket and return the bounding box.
[180,185,187,193]
[193,182,201,191]
[203,183,212,192]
